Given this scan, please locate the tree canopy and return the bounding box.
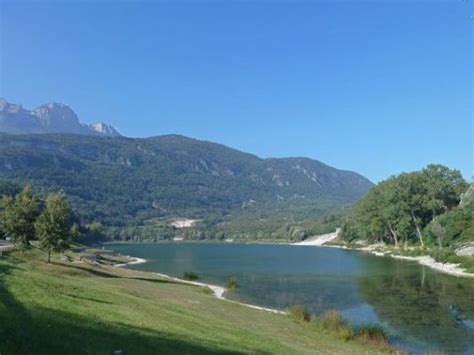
[341,165,470,248]
[0,185,39,248]
[35,192,75,262]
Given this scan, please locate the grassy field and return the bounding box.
[0,249,393,354]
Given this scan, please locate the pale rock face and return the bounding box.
[171,219,198,228]
[33,103,85,134]
[89,122,121,137]
[0,98,121,137]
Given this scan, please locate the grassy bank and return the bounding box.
[0,248,394,354]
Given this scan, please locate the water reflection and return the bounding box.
[356,256,474,354]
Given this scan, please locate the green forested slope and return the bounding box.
[0,134,372,240]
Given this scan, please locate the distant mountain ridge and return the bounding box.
[0,98,120,137]
[0,98,373,240]
[0,133,372,239]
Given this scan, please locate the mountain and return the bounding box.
[0,98,120,137]
[0,133,372,241]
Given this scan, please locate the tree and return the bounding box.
[0,180,21,197]
[396,172,427,247]
[1,185,39,248]
[420,165,468,217]
[341,165,469,249]
[35,192,74,263]
[459,182,473,208]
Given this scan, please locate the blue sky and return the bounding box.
[0,0,472,182]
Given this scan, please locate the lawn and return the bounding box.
[0,249,392,354]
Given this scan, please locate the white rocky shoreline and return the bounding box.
[289,230,474,278]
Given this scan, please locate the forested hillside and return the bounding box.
[0,133,372,241]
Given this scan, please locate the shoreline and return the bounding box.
[319,243,474,279]
[110,240,474,279]
[115,256,284,314]
[114,257,147,268]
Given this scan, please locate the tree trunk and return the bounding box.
[48,249,51,263]
[411,210,424,248]
[387,223,399,247]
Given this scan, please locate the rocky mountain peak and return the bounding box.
[0,98,120,137]
[89,122,121,137]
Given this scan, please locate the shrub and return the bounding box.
[288,305,311,322]
[183,271,199,281]
[226,277,238,290]
[431,248,456,263]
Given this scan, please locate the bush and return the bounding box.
[311,310,392,348]
[183,271,199,281]
[288,305,311,322]
[402,247,425,257]
[431,248,456,263]
[226,277,238,290]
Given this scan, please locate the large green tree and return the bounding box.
[1,185,39,247]
[35,192,74,263]
[341,165,468,248]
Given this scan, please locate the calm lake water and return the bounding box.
[108,243,474,354]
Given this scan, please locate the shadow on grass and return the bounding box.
[0,262,245,355]
[53,262,179,285]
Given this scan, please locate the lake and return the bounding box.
[108,243,474,354]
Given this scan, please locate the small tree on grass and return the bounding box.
[1,185,39,248]
[35,192,74,263]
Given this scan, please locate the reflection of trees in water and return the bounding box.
[230,273,361,314]
[356,257,474,353]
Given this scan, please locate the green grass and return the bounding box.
[0,249,394,354]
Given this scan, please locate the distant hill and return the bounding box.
[0,98,120,137]
[0,133,372,240]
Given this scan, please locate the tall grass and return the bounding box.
[183,271,199,281]
[288,307,393,351]
[317,310,353,340]
[226,277,238,290]
[288,305,311,322]
[354,324,389,347]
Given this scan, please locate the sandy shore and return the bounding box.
[389,254,474,278]
[116,255,284,314]
[114,257,147,268]
[288,231,474,279]
[292,231,339,246]
[322,244,474,278]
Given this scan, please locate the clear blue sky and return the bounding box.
[0,0,472,182]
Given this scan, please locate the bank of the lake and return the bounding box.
[116,255,286,314]
[0,248,393,354]
[109,242,474,355]
[319,241,474,279]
